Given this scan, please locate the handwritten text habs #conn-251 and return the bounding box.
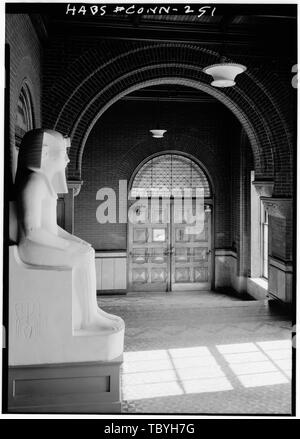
[66,4,216,18]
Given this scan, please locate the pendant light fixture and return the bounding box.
[203,17,246,88]
[203,58,246,88]
[150,97,167,138]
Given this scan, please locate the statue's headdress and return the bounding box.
[15,128,69,194]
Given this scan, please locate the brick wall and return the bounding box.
[270,216,293,261]
[5,14,42,184]
[42,38,294,196]
[74,99,243,251]
[231,132,253,276]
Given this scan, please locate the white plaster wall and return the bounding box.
[95,253,127,290]
[269,258,292,303]
[214,250,236,289]
[231,275,247,294]
[215,250,251,296]
[215,249,292,303]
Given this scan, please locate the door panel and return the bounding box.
[128,200,170,291]
[128,199,212,292]
[171,202,211,291]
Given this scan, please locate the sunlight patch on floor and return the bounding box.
[122,340,291,401]
[216,340,291,388]
[257,340,292,379]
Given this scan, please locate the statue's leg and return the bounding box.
[72,269,84,331]
[18,241,124,332]
[72,248,124,332]
[84,248,124,323]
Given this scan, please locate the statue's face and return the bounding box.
[42,132,70,174]
[40,131,70,194]
[48,147,70,172]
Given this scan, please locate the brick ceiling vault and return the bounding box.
[43,43,293,197]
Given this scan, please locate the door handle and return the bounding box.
[164,246,174,256]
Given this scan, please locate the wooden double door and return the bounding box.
[128,199,212,292]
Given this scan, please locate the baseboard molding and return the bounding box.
[7,358,123,414]
[97,289,127,295]
[267,293,293,315]
[247,278,268,301]
[214,286,254,300]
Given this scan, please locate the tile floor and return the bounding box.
[99,290,293,415]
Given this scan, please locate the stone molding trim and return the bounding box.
[214,249,237,258]
[67,180,83,197]
[269,256,293,273]
[252,180,274,197]
[261,197,292,219]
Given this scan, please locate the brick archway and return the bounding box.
[43,42,293,196]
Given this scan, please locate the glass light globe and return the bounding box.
[203,63,247,88]
[149,129,167,138]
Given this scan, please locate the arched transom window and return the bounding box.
[131,154,211,198]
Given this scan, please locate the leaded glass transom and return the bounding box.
[131,154,211,198]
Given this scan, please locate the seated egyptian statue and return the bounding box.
[15,128,124,334]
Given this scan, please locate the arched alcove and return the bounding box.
[43,42,293,196]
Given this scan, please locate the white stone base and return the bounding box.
[8,359,122,413]
[9,246,124,366]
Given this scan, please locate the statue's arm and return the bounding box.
[20,175,70,250]
[56,226,91,247]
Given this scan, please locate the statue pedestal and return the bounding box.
[8,246,124,412]
[8,359,122,413]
